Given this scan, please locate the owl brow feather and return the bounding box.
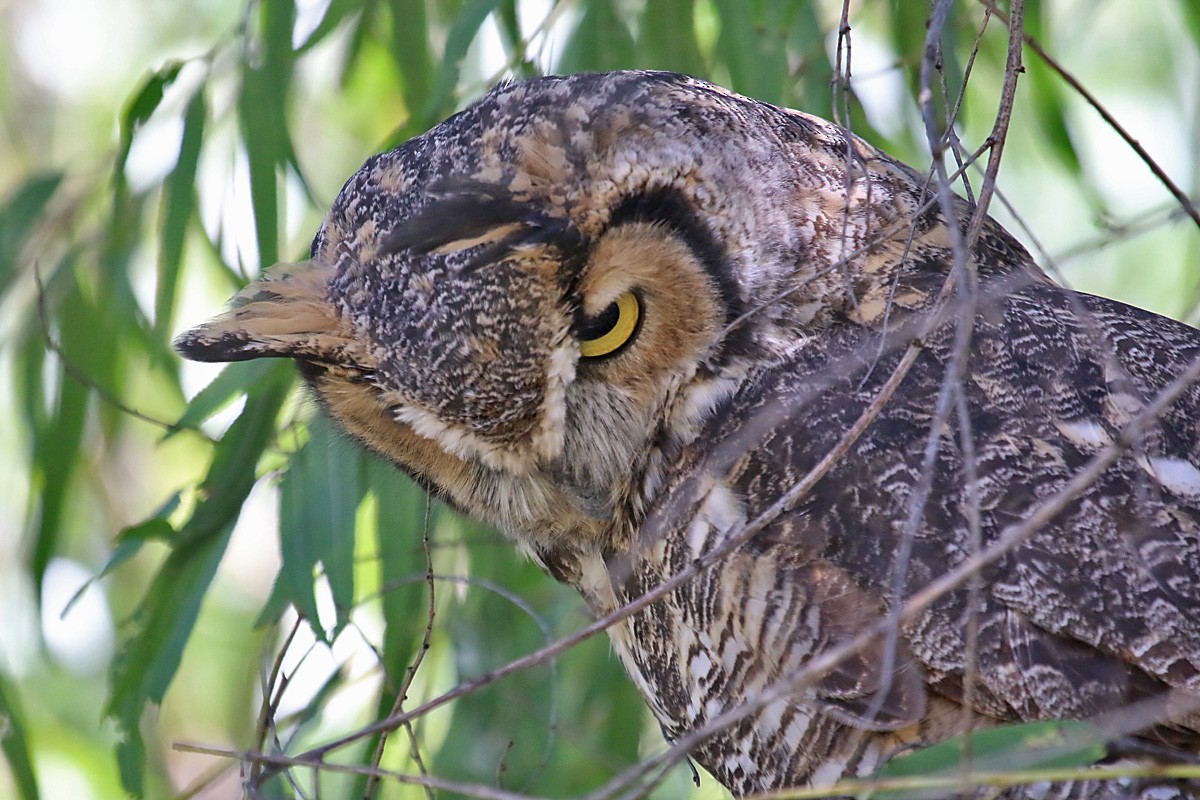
[378,179,527,255]
[378,177,581,271]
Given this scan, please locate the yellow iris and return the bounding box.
[579,290,640,358]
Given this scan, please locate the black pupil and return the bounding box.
[579,302,620,340]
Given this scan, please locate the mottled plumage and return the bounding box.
[176,72,1200,798]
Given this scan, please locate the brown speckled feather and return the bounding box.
[622,279,1200,794]
[176,71,1200,798]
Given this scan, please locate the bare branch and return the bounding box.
[34,264,209,438]
[980,0,1200,230]
[966,0,1024,244]
[363,495,437,800]
[175,743,551,800]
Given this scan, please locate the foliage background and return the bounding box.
[0,0,1197,798]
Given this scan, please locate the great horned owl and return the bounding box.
[176,72,1200,798]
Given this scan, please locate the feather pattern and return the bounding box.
[177,71,1200,798]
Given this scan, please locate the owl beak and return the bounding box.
[174,260,353,365]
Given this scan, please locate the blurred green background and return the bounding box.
[0,0,1197,798]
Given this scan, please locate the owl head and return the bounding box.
[175,71,1002,568]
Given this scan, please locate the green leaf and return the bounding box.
[1027,60,1085,180]
[711,0,790,104]
[30,281,91,591]
[110,520,234,797]
[116,62,184,181]
[372,459,429,673]
[100,518,175,573]
[0,173,63,296]
[420,0,506,124]
[887,0,932,104]
[786,1,835,114]
[98,192,154,390]
[1182,0,1200,46]
[491,0,538,77]
[63,495,181,617]
[118,517,178,546]
[115,731,145,799]
[276,414,365,640]
[872,720,1107,799]
[1018,0,1082,182]
[337,0,377,89]
[550,624,647,792]
[428,514,647,793]
[936,12,966,129]
[557,0,638,74]
[193,370,295,527]
[90,176,153,435]
[375,467,428,657]
[637,0,706,75]
[0,675,40,800]
[240,75,280,268]
[254,570,294,631]
[385,0,434,119]
[155,85,207,338]
[261,0,298,85]
[107,364,292,796]
[297,0,363,52]
[288,667,346,733]
[167,359,277,439]
[347,458,429,799]
[430,517,561,788]
[238,0,296,270]
[14,334,43,443]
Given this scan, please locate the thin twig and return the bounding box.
[868,1,984,735]
[1052,202,1196,268]
[363,496,436,800]
[34,264,209,438]
[937,6,993,210]
[254,614,304,777]
[254,567,564,789]
[175,743,551,800]
[966,0,1024,245]
[861,0,984,728]
[832,1,854,129]
[979,0,1200,230]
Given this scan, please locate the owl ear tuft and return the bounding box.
[174,260,345,364]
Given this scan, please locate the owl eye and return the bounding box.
[578,290,640,358]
